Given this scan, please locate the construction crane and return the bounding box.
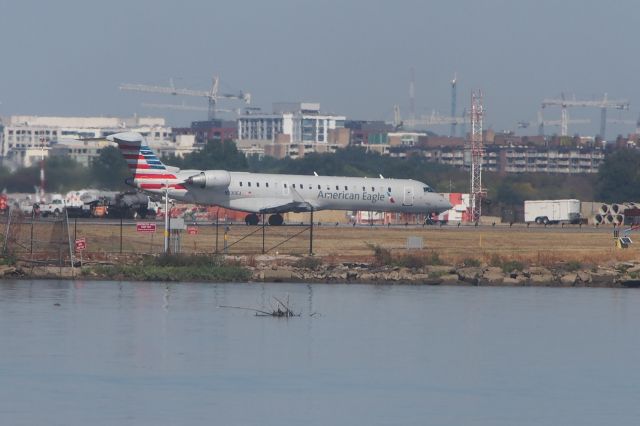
[402,110,468,130]
[120,75,251,120]
[450,73,457,137]
[541,93,629,139]
[517,111,591,135]
[141,102,242,116]
[607,114,640,134]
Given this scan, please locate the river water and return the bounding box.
[1,280,639,426]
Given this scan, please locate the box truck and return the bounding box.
[524,199,582,225]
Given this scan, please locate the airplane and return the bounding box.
[107,132,452,225]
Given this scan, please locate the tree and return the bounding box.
[170,139,248,171]
[44,156,92,192]
[92,146,130,190]
[596,149,640,202]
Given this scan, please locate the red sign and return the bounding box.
[187,226,198,235]
[75,238,86,251]
[137,223,157,233]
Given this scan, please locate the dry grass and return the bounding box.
[2,218,639,266]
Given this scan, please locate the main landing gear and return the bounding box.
[245,213,260,226]
[244,213,284,226]
[268,214,284,226]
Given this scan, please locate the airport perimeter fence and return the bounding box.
[0,211,318,265]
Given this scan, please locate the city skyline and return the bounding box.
[1,0,639,137]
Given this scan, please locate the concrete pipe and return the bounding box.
[615,214,624,225]
[611,203,622,214]
[594,214,604,225]
[606,214,615,224]
[599,204,611,215]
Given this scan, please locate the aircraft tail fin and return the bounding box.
[107,132,184,190]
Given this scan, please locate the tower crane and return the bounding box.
[450,73,457,137]
[120,75,251,120]
[541,93,629,139]
[517,111,591,135]
[141,102,242,116]
[606,113,640,134]
[402,110,468,130]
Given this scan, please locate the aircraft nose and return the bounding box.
[436,197,453,213]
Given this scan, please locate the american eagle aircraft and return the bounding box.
[108,132,452,225]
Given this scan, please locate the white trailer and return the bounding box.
[524,199,582,224]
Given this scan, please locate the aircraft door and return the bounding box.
[403,186,414,206]
[282,182,290,196]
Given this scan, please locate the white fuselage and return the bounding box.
[106,131,451,216]
[155,171,451,215]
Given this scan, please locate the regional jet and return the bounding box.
[108,132,452,225]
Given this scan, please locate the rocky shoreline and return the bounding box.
[2,255,640,288]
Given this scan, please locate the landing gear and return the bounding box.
[268,214,284,226]
[245,213,260,226]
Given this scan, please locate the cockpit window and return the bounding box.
[423,186,435,193]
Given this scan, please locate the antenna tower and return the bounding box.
[469,90,484,222]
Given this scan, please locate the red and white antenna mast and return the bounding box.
[469,90,484,222]
[39,137,46,203]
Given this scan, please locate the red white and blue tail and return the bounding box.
[107,132,186,192]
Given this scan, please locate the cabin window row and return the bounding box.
[237,182,394,193]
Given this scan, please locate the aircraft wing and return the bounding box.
[257,199,319,214]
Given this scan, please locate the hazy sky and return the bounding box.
[1,0,638,137]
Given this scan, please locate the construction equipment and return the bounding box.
[541,93,629,138]
[402,110,468,130]
[120,75,251,120]
[141,102,241,116]
[518,111,591,135]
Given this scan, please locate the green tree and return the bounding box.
[169,139,248,171]
[44,156,92,192]
[92,146,131,190]
[596,149,640,202]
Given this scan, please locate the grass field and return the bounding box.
[2,217,638,266]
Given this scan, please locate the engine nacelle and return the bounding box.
[186,170,231,189]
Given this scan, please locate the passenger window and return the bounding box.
[248,182,251,187]
[256,182,260,187]
[309,185,312,189]
[344,186,348,190]
[388,187,391,193]
[336,185,339,190]
[362,186,365,191]
[292,184,296,189]
[371,187,375,192]
[284,183,288,188]
[317,185,321,189]
[266,182,269,188]
[239,182,243,187]
[300,183,303,189]
[326,186,330,190]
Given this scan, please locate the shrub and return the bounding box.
[294,256,323,270]
[0,254,17,266]
[462,258,481,267]
[368,243,393,266]
[565,260,582,272]
[145,253,224,267]
[488,254,503,267]
[501,260,524,274]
